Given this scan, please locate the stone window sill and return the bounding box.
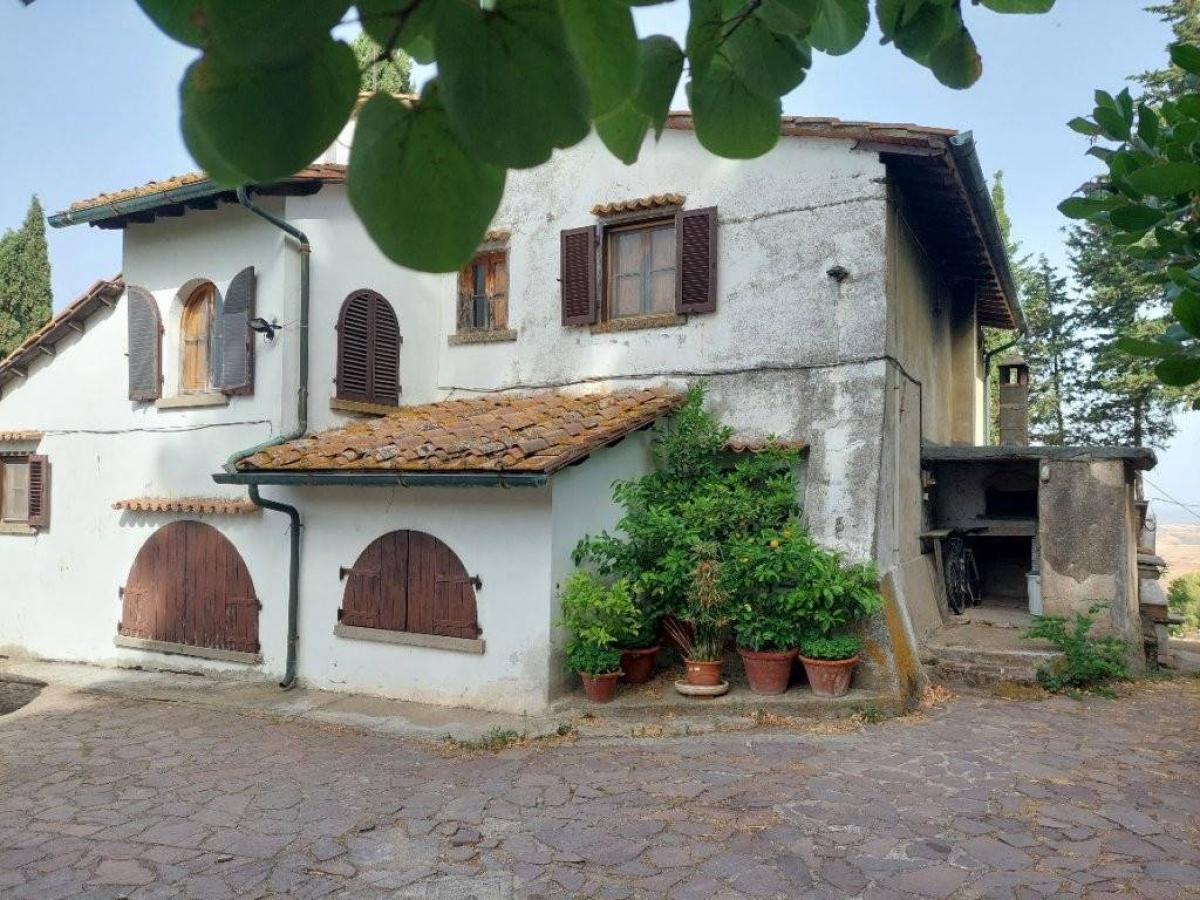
[334,622,485,655]
[330,397,403,416]
[448,328,518,346]
[114,634,261,665]
[0,522,37,536]
[590,313,686,335]
[156,392,229,411]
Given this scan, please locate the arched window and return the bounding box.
[336,289,401,408]
[180,282,215,394]
[339,530,479,642]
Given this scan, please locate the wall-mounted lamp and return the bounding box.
[249,317,280,341]
[826,265,850,284]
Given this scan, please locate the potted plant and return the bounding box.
[733,592,799,695]
[793,559,884,698]
[664,548,731,692]
[619,592,662,685]
[559,571,639,703]
[798,633,862,697]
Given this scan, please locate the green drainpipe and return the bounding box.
[222,186,311,689]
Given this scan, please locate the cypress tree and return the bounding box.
[0,196,53,359]
[1022,256,1081,446]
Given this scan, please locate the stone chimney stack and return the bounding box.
[998,354,1030,446]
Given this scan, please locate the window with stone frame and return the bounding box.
[457,250,508,333]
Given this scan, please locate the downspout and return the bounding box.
[223,186,311,689]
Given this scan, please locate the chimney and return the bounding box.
[997,354,1030,446]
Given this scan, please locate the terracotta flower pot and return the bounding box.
[579,671,621,703]
[684,659,723,687]
[619,646,660,685]
[739,647,797,695]
[799,655,858,698]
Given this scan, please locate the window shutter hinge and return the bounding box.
[337,608,344,621]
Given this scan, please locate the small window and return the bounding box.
[336,290,402,408]
[457,250,508,333]
[180,283,214,394]
[606,220,677,319]
[0,454,49,529]
[2,459,29,523]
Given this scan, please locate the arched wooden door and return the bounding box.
[121,521,259,653]
[340,530,479,639]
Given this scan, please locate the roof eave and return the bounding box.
[212,470,551,488]
[48,180,229,229]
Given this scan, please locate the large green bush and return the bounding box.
[575,385,883,651]
[1167,572,1200,634]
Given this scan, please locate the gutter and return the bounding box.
[214,471,550,488]
[220,186,311,689]
[48,179,231,229]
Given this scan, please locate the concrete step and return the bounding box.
[921,641,1059,687]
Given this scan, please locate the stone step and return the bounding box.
[921,641,1060,687]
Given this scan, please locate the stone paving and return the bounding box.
[1,678,1198,899]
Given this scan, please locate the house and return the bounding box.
[0,108,1155,713]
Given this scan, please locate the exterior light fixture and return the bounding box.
[249,317,280,341]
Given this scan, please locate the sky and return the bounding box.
[0,0,1196,524]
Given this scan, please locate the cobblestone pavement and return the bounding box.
[1,680,1198,899]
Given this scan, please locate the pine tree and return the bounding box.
[1067,223,1180,448]
[353,32,414,95]
[0,196,52,359]
[1136,0,1200,103]
[1022,256,1080,446]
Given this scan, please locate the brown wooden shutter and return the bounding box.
[336,292,372,402]
[368,292,401,407]
[560,226,597,325]
[26,454,50,529]
[676,206,718,314]
[126,285,163,401]
[213,266,256,395]
[457,265,474,331]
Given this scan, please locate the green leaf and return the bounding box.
[348,91,506,272]
[202,1,352,67]
[976,0,1055,10]
[1109,203,1165,232]
[181,39,360,184]
[560,0,639,118]
[358,0,438,64]
[809,0,869,56]
[1058,196,1112,220]
[1126,162,1200,196]
[435,0,589,168]
[1170,42,1200,76]
[759,0,817,34]
[1156,353,1200,386]
[634,35,685,138]
[1115,336,1176,358]
[181,112,253,185]
[1174,289,1200,338]
[929,25,982,89]
[724,10,812,97]
[1093,106,1131,141]
[1068,116,1100,136]
[595,100,651,164]
[136,0,205,46]
[1136,104,1160,146]
[688,55,781,158]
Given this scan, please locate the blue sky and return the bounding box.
[1,0,1196,523]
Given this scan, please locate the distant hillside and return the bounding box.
[1159,523,1200,580]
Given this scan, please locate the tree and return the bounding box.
[352,30,412,95]
[1066,222,1181,447]
[1022,256,1080,445]
[1136,0,1200,103]
[102,0,1057,274]
[0,196,52,359]
[1167,571,1200,633]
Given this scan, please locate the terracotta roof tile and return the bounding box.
[113,497,260,516]
[237,387,683,475]
[0,431,43,442]
[592,193,686,216]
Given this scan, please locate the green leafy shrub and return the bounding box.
[1024,605,1130,694]
[559,572,638,675]
[663,547,730,661]
[1167,573,1200,635]
[799,633,862,661]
